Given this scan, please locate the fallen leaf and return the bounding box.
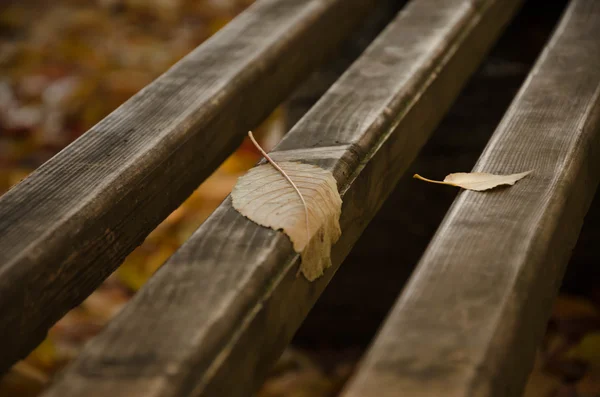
[258,370,334,397]
[0,361,48,397]
[566,333,600,369]
[413,170,532,191]
[232,160,342,281]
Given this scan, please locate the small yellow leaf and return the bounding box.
[232,161,342,281]
[566,333,600,369]
[413,170,533,191]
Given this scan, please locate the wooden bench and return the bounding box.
[0,0,599,396]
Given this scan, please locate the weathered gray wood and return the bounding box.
[41,1,523,396]
[284,0,405,129]
[295,0,569,346]
[341,1,600,396]
[0,0,378,372]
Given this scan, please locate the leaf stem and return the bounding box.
[413,174,452,186]
[248,131,311,247]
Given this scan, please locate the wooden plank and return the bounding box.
[340,1,600,396]
[284,0,404,129]
[41,0,524,396]
[294,0,569,346]
[0,0,378,372]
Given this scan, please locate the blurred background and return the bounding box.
[1,1,600,396]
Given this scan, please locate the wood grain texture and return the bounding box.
[284,0,405,129]
[41,0,524,396]
[294,0,569,346]
[341,1,600,396]
[0,0,378,372]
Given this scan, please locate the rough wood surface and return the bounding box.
[341,1,600,396]
[41,0,523,396]
[0,0,378,372]
[284,0,404,129]
[294,0,568,346]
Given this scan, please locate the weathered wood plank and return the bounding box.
[42,0,523,396]
[294,0,569,346]
[341,1,600,396]
[284,0,404,129]
[0,0,379,371]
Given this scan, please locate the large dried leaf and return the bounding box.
[232,161,342,281]
[413,170,532,191]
